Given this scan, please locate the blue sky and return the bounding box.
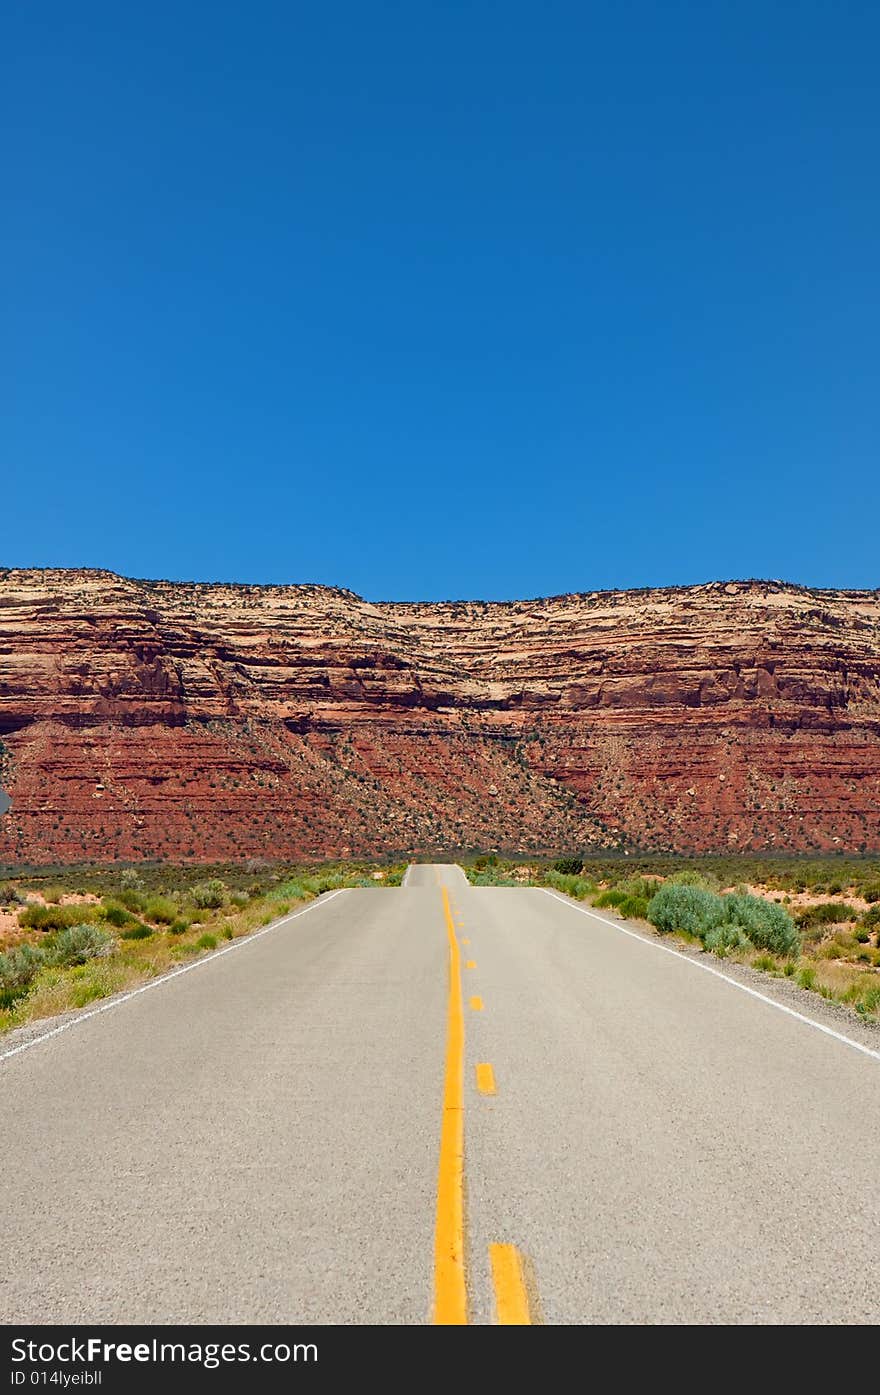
[4,2,878,600]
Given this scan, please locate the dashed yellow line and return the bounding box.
[470,996,484,1011]
[489,1244,532,1324]
[433,886,467,1324]
[466,960,477,969]
[476,1063,496,1095]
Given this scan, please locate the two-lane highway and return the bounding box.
[2,865,879,1323]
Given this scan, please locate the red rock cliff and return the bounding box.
[0,569,878,861]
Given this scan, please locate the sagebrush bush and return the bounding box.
[553,857,583,875]
[120,869,144,891]
[195,932,218,950]
[191,879,226,909]
[168,918,189,935]
[721,893,799,957]
[45,924,112,967]
[648,884,724,937]
[704,923,752,955]
[0,944,46,1007]
[0,884,24,906]
[863,884,880,904]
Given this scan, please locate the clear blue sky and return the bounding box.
[4,2,878,600]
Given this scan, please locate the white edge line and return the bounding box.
[538,888,880,1065]
[402,864,412,887]
[0,889,349,1066]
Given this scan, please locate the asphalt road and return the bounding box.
[2,864,879,1324]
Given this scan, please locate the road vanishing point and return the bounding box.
[2,864,879,1325]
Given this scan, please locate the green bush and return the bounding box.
[119,923,153,941]
[45,924,112,967]
[668,869,720,893]
[120,869,144,891]
[796,902,858,929]
[0,884,24,906]
[229,892,250,909]
[594,889,626,908]
[617,895,649,920]
[168,918,190,935]
[195,933,218,951]
[41,885,65,905]
[191,879,226,910]
[863,884,880,904]
[859,905,880,929]
[544,871,593,899]
[721,893,799,957]
[647,884,724,938]
[102,903,141,928]
[0,944,46,1007]
[18,903,98,933]
[553,857,583,875]
[144,897,177,924]
[116,888,147,913]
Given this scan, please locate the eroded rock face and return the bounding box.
[0,569,878,861]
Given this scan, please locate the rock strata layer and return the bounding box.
[0,569,878,861]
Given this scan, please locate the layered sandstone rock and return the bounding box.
[0,568,877,861]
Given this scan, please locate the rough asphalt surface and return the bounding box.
[2,864,879,1324]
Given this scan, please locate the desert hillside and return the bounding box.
[0,569,878,861]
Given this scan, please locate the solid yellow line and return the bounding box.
[489,1244,532,1324]
[470,996,484,1011]
[466,960,476,969]
[433,886,467,1324]
[475,1063,496,1095]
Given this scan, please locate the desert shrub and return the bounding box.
[168,918,190,935]
[594,889,626,908]
[119,923,153,940]
[18,903,98,933]
[859,905,880,929]
[121,869,144,890]
[0,944,46,1007]
[855,929,870,944]
[668,869,721,893]
[544,870,593,899]
[41,885,66,904]
[863,884,880,904]
[0,884,24,906]
[648,884,724,938]
[45,924,112,967]
[753,954,776,972]
[797,965,816,990]
[144,897,177,924]
[195,932,218,950]
[229,892,250,909]
[191,879,226,910]
[469,870,518,887]
[721,893,799,957]
[553,857,583,875]
[796,902,858,929]
[117,888,147,913]
[101,903,141,928]
[616,894,649,920]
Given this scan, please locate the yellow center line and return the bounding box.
[433,885,467,1324]
[466,960,476,969]
[470,995,484,1011]
[475,1062,496,1095]
[489,1244,532,1324]
[461,937,470,946]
